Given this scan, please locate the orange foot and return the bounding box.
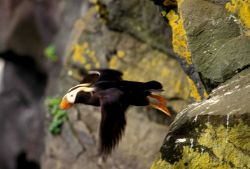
[148,94,171,116]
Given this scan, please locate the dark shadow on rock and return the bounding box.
[0,50,47,169]
[16,151,40,169]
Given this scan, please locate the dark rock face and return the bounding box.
[0,51,47,169]
[0,0,61,168]
[151,68,250,169]
[16,152,40,169]
[106,0,173,54]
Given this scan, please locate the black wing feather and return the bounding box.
[80,71,100,84]
[81,69,123,85]
[98,88,128,155]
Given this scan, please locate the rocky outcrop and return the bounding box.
[151,0,250,168]
[151,68,250,169]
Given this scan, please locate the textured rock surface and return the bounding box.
[151,68,250,169]
[202,36,250,84]
[180,0,250,88]
[105,0,173,54]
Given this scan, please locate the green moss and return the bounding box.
[44,45,58,62]
[46,97,68,135]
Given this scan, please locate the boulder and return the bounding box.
[151,68,250,169]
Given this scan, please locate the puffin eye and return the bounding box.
[70,94,73,97]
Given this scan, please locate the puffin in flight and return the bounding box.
[60,69,170,156]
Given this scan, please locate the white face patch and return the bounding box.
[65,86,95,103]
[68,83,91,92]
[89,70,101,75]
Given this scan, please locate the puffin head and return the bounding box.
[60,84,95,110]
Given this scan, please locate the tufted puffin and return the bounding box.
[60,69,170,156]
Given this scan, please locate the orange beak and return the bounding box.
[60,98,73,110]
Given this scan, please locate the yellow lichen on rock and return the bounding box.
[226,0,250,35]
[151,158,170,169]
[117,50,125,58]
[198,122,250,168]
[109,56,119,69]
[72,44,87,64]
[71,42,101,70]
[167,10,192,65]
[187,76,202,101]
[109,50,126,69]
[151,121,250,169]
[151,148,231,169]
[166,7,209,101]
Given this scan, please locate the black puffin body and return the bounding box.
[60,69,170,155]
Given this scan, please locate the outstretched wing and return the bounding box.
[98,88,128,155]
[81,69,123,85]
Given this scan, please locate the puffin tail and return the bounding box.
[145,81,163,92]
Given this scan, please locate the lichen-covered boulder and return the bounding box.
[151,68,250,169]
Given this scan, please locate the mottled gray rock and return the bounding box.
[180,0,250,88]
[104,0,173,55]
[202,36,250,84]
